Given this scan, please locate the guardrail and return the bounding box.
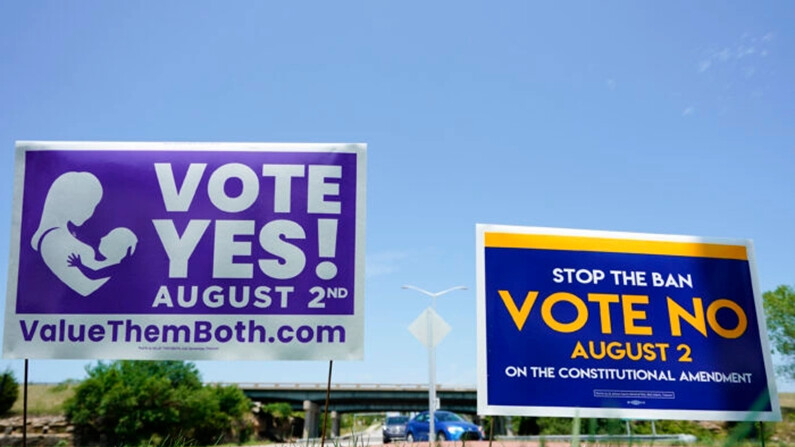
[497,434,698,444]
[219,382,477,392]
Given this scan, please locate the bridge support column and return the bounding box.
[331,411,340,437]
[492,416,509,436]
[505,416,514,436]
[303,400,320,439]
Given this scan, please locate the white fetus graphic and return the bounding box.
[31,172,137,297]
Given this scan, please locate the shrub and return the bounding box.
[0,369,19,415]
[65,360,252,446]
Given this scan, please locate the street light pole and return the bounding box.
[402,285,467,443]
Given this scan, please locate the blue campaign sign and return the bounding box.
[476,225,781,421]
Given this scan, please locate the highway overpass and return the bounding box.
[237,383,490,439]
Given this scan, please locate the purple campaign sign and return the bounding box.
[12,144,363,316]
[4,142,366,361]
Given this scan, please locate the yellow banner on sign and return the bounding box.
[484,233,747,260]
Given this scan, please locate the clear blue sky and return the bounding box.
[0,1,793,392]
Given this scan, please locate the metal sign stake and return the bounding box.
[320,360,333,447]
[23,358,28,447]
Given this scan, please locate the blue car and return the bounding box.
[405,411,484,442]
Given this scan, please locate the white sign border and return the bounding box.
[476,223,781,421]
[4,141,367,361]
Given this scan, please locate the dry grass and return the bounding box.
[9,383,76,416]
[778,393,795,409]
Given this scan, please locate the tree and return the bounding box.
[0,369,19,415]
[763,285,795,379]
[65,360,252,446]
